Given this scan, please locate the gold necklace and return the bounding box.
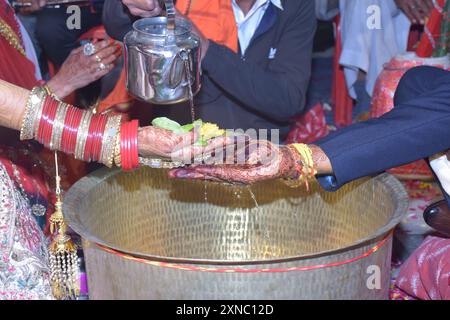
[0,17,26,57]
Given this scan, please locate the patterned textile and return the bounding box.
[0,162,53,300]
[390,181,446,300]
[286,103,330,144]
[396,236,450,300]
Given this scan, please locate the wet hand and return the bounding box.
[169,141,299,184]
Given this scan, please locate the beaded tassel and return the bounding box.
[48,151,80,300]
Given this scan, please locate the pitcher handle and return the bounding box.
[168,50,189,89]
[160,0,176,31]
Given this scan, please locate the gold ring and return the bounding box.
[96,63,108,72]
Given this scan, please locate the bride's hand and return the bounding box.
[137,126,233,161]
[169,140,300,184]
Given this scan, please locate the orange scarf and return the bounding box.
[98,0,237,113]
[177,0,238,52]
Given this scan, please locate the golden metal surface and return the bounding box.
[65,168,407,264]
[64,168,408,299]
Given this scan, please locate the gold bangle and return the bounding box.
[74,111,93,161]
[32,88,47,140]
[109,116,122,167]
[113,129,122,168]
[283,144,317,190]
[100,116,116,166]
[50,102,68,151]
[20,86,46,140]
[100,115,122,167]
[43,84,61,102]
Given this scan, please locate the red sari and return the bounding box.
[0,0,84,231]
[0,1,37,90]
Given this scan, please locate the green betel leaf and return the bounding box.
[181,123,194,132]
[151,117,182,132]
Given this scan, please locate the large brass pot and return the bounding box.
[64,168,408,300]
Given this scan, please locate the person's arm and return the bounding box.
[169,141,334,184]
[201,1,316,122]
[0,79,28,131]
[0,79,233,168]
[170,67,450,186]
[315,66,450,191]
[103,0,138,41]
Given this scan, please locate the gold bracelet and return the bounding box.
[100,116,116,167]
[283,144,317,190]
[20,87,46,140]
[32,88,47,140]
[113,129,122,168]
[109,116,122,167]
[50,102,68,151]
[43,84,61,102]
[100,115,122,167]
[74,111,93,161]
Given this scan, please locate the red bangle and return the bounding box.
[61,106,75,154]
[119,120,139,171]
[84,114,100,161]
[64,106,83,155]
[37,96,58,148]
[45,99,59,148]
[120,121,130,170]
[36,96,50,145]
[125,121,132,170]
[92,115,108,162]
[130,120,139,169]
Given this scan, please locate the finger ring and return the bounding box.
[83,42,96,56]
[94,55,102,63]
[96,63,108,72]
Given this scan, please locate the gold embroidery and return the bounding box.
[0,17,26,57]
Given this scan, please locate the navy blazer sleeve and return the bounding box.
[201,1,316,122]
[316,66,450,191]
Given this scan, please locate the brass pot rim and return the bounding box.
[64,168,409,266]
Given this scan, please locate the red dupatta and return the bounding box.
[0,0,37,89]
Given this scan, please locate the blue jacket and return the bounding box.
[316,66,450,193]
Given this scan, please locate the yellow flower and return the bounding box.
[200,123,225,140]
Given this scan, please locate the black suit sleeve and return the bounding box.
[102,0,135,41]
